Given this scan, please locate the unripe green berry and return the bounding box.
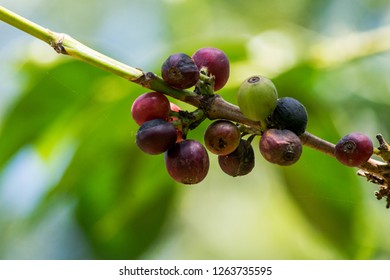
[237,75,278,121]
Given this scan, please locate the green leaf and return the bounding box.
[0,60,107,169]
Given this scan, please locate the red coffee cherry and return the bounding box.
[334,132,373,167]
[192,47,230,91]
[131,92,170,126]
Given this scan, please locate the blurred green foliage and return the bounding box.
[1,0,390,260]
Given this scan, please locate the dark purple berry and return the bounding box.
[334,132,373,167]
[165,140,209,184]
[269,97,308,136]
[218,139,255,177]
[204,120,240,155]
[136,119,177,155]
[161,53,200,89]
[260,129,302,166]
[192,47,230,91]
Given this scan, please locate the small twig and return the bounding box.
[299,132,335,157]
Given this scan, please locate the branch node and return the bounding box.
[133,71,153,87]
[50,33,68,55]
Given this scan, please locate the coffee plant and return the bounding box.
[1,6,390,209]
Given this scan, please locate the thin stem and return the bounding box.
[0,6,143,81]
[204,95,261,130]
[0,6,52,43]
[60,34,144,81]
[300,131,335,157]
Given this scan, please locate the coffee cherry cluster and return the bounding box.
[237,75,308,166]
[131,47,374,185]
[131,47,230,184]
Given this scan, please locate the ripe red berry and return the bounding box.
[192,47,230,91]
[165,140,209,184]
[204,120,240,155]
[161,53,200,89]
[131,92,170,126]
[259,129,302,166]
[334,132,373,167]
[136,119,177,155]
[218,139,255,177]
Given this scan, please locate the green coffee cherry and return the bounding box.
[237,75,278,121]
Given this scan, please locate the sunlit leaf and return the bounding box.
[0,61,107,168]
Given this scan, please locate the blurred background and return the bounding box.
[1,0,390,260]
